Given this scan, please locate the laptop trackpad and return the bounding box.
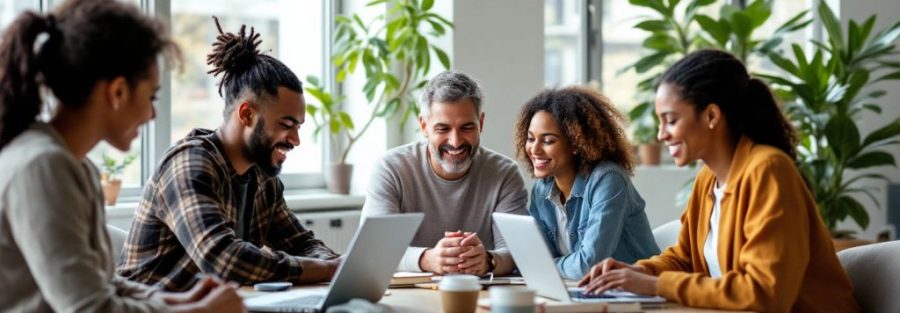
[244,288,328,309]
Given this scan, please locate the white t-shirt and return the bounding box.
[547,185,571,255]
[704,181,726,278]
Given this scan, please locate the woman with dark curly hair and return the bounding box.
[514,86,659,279]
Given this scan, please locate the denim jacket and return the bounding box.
[528,162,660,279]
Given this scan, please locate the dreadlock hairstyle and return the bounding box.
[0,0,178,149]
[206,16,302,119]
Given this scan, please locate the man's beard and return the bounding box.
[428,142,476,176]
[247,118,292,177]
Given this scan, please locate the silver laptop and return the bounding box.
[493,212,666,304]
[244,213,425,312]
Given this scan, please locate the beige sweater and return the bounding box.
[0,123,167,313]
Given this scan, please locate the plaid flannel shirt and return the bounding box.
[116,129,338,291]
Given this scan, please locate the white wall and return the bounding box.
[633,166,699,227]
[451,0,544,163]
[836,0,900,240]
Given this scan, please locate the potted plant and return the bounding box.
[623,0,809,167]
[99,153,137,206]
[304,0,452,194]
[629,101,662,166]
[761,1,900,240]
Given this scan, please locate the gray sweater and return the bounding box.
[361,141,528,274]
[0,124,167,313]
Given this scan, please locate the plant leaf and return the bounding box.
[861,117,900,148]
[634,20,670,32]
[306,103,319,118]
[744,0,772,29]
[766,52,799,76]
[629,0,668,15]
[847,151,896,169]
[685,0,716,22]
[633,52,669,74]
[329,119,341,134]
[338,112,355,130]
[695,15,730,47]
[861,103,882,114]
[628,101,651,121]
[306,75,320,87]
[353,14,368,33]
[728,11,754,39]
[824,114,860,161]
[818,1,843,52]
[421,0,434,11]
[840,196,870,230]
[875,70,900,83]
[432,45,451,69]
[427,20,445,35]
[642,33,681,53]
[305,87,331,104]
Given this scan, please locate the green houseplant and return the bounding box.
[99,153,136,206]
[304,0,452,194]
[624,0,809,166]
[761,1,900,235]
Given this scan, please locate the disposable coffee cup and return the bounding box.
[490,287,535,313]
[439,274,481,313]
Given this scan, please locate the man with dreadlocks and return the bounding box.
[117,17,340,291]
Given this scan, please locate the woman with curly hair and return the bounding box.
[514,87,660,279]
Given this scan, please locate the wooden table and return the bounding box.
[241,286,751,313]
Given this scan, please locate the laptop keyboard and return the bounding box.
[569,290,615,299]
[272,295,323,307]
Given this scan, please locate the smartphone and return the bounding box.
[253,282,292,292]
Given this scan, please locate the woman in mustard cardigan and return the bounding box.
[577,49,860,313]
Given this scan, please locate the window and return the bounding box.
[544,0,582,87]
[600,0,653,111]
[546,0,814,112]
[0,0,35,33]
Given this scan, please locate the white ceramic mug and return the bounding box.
[490,286,535,313]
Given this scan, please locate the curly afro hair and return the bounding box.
[514,86,635,177]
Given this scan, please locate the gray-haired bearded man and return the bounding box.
[361,71,528,276]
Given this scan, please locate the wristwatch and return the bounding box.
[485,251,497,273]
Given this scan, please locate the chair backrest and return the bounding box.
[837,240,900,313]
[106,224,129,266]
[652,220,681,250]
